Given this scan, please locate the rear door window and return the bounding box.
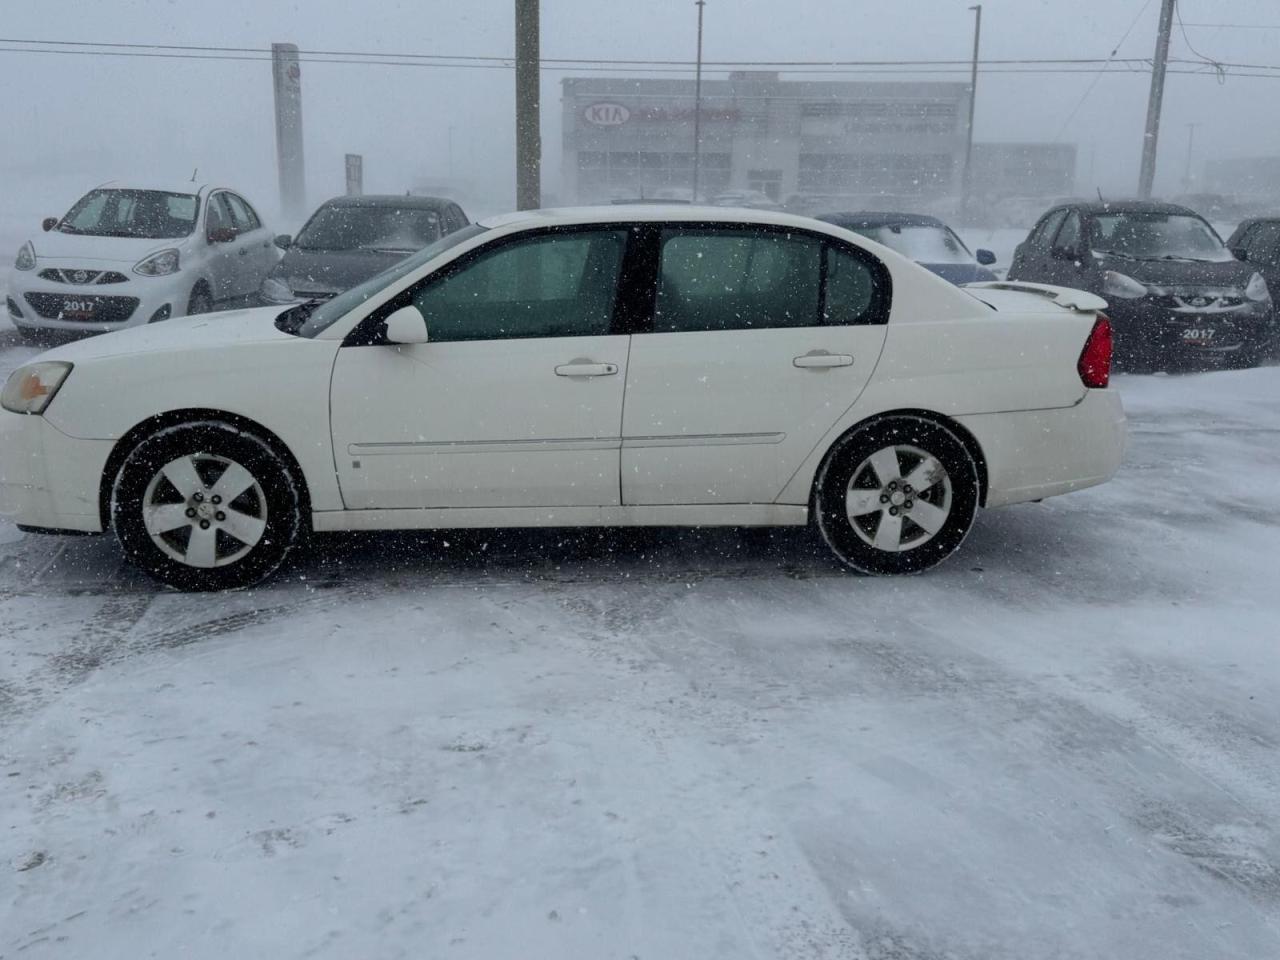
[654,229,822,332]
[1031,209,1067,248]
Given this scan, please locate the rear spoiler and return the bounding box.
[963,280,1108,313]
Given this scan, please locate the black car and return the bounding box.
[1007,201,1277,370]
[260,195,469,303]
[1225,217,1280,303]
[817,212,998,285]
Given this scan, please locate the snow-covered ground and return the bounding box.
[2,320,1278,958]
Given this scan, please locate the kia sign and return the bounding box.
[584,102,631,126]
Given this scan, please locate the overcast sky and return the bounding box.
[1,0,1277,226]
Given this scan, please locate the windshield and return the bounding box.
[854,224,974,264]
[58,188,198,239]
[292,222,488,337]
[1090,213,1231,262]
[296,204,443,253]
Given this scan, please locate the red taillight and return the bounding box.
[1078,314,1112,389]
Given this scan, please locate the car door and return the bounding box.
[620,225,890,506]
[1043,209,1093,289]
[1008,208,1066,282]
[222,192,275,296]
[202,192,241,303]
[328,226,633,510]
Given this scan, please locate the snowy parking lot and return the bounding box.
[2,325,1279,959]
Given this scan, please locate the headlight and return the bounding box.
[133,248,181,277]
[14,241,35,271]
[1246,272,1271,303]
[1102,270,1147,300]
[1,362,73,415]
[259,275,295,304]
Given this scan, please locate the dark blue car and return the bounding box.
[817,212,997,285]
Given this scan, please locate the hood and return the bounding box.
[1093,253,1255,288]
[276,246,412,294]
[922,262,999,286]
[30,230,192,265]
[37,306,293,363]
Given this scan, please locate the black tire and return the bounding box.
[814,416,980,576]
[111,421,303,590]
[186,286,213,317]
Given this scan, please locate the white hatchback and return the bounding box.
[7,181,277,339]
[0,205,1125,590]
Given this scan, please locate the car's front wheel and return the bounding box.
[111,421,303,590]
[814,417,980,575]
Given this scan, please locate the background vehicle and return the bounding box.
[7,181,276,341]
[1226,217,1280,308]
[260,195,469,304]
[0,206,1123,591]
[1007,201,1277,370]
[817,212,998,285]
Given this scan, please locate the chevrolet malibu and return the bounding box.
[0,206,1125,591]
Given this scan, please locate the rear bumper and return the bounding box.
[0,409,112,533]
[956,390,1126,508]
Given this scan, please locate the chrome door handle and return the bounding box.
[793,353,853,368]
[555,362,618,377]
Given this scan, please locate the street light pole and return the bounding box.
[1138,0,1176,199]
[691,0,706,203]
[961,4,982,223]
[1183,122,1199,189]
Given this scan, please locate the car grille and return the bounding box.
[1148,289,1246,312]
[37,268,129,285]
[23,293,139,323]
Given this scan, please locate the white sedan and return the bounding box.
[0,206,1125,590]
[7,181,277,340]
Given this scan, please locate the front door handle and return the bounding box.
[555,361,618,377]
[238,247,248,256]
[793,353,854,369]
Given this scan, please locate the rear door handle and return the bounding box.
[555,362,618,377]
[793,353,854,368]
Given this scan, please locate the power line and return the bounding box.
[1174,3,1227,82]
[0,40,1277,79]
[1179,22,1280,30]
[1055,0,1156,138]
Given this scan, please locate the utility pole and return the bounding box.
[1138,0,1176,199]
[1183,122,1199,189]
[514,0,541,210]
[691,0,706,203]
[961,4,982,223]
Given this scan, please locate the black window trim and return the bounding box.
[1031,207,1069,248]
[228,192,262,232]
[629,221,892,335]
[342,221,644,347]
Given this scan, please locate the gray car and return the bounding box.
[260,195,469,303]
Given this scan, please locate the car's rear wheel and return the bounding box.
[111,421,302,590]
[814,417,979,575]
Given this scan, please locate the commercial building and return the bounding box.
[560,73,974,209]
[969,142,1077,202]
[1203,156,1280,206]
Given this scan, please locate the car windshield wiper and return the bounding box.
[1092,249,1138,260]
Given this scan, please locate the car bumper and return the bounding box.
[7,266,189,333]
[956,389,1126,508]
[1106,299,1278,365]
[0,409,113,533]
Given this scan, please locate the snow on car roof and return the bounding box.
[478,204,840,233]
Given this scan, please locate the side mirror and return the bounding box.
[274,234,293,250]
[1231,246,1248,262]
[41,217,58,232]
[383,304,429,345]
[976,248,997,266]
[208,226,237,244]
